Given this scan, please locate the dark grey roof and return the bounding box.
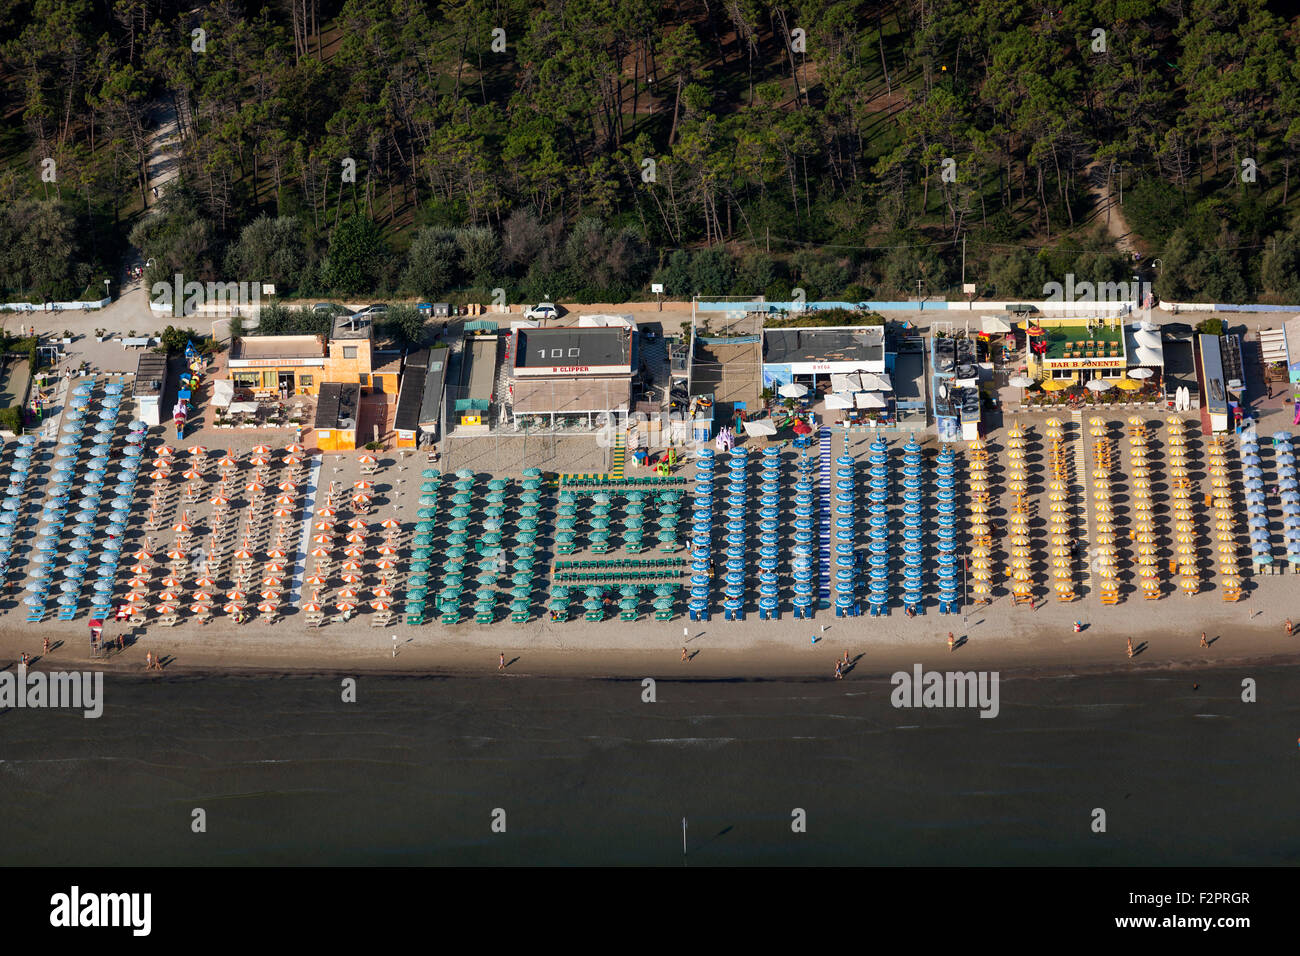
[314,383,341,428]
[133,353,168,397]
[514,327,632,371]
[763,327,884,365]
[314,383,360,430]
[418,347,449,426]
[394,349,434,432]
[1162,330,1197,395]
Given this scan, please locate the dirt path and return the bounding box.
[1082,159,1139,255]
[143,96,184,209]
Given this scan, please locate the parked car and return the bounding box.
[525,302,558,320]
[311,302,350,315]
[352,303,389,318]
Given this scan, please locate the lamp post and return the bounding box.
[103,278,110,302]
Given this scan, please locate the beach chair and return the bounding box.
[510,609,529,623]
[158,614,180,627]
[474,609,493,624]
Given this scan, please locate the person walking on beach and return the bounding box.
[1286,618,1294,637]
[1126,637,1134,659]
[842,651,850,668]
[1200,632,1209,648]
[498,652,505,671]
[834,661,843,680]
[42,636,49,656]
[681,646,688,662]
[948,631,955,652]
[145,652,153,670]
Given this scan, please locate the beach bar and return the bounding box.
[508,325,635,429]
[1023,314,1128,384]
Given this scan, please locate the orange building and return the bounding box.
[225,314,401,398]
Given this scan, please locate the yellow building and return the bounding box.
[1023,315,1128,385]
[314,383,360,451]
[225,314,400,398]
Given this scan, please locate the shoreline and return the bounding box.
[5,623,1295,684]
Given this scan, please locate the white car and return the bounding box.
[525,302,558,320]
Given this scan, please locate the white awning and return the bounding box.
[1131,345,1163,367]
[981,315,1013,334]
[830,371,892,392]
[824,393,854,409]
[741,418,777,436]
[855,392,887,409]
[212,380,235,408]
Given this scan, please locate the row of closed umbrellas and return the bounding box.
[1125,418,1162,598]
[1205,434,1243,600]
[19,381,136,620]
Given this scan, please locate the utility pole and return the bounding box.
[961,236,966,288]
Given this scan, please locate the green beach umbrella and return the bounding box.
[415,521,435,533]
[619,584,639,598]
[475,587,495,602]
[417,495,438,506]
[523,468,541,478]
[619,598,639,610]
[451,493,472,506]
[510,599,530,614]
[488,478,509,491]
[455,468,474,480]
[583,587,604,599]
[416,507,437,519]
[656,530,677,542]
[421,469,440,479]
[485,491,506,505]
[582,598,603,611]
[419,481,439,494]
[449,506,471,520]
[653,597,674,610]
[520,491,541,505]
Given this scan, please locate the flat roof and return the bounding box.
[512,376,630,414]
[893,351,925,404]
[514,327,632,372]
[314,382,361,430]
[763,326,884,366]
[418,347,449,426]
[331,314,372,340]
[393,351,427,432]
[1040,322,1124,361]
[1162,324,1197,395]
[1199,334,1228,413]
[133,353,168,398]
[230,336,325,362]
